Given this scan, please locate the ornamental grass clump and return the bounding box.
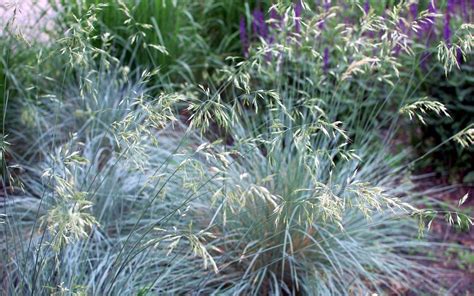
[1,64,443,294]
[1,66,219,294]
[177,114,440,294]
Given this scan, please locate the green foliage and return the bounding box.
[52,0,268,82]
[412,61,474,176]
[0,35,69,135]
[445,246,474,272]
[458,250,474,271]
[396,13,474,177]
[363,0,455,13]
[1,67,198,294]
[218,2,430,147]
[0,54,5,128]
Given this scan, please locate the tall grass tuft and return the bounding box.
[2,66,211,294]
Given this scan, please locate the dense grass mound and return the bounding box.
[1,65,440,295]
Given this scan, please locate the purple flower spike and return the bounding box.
[427,1,437,17]
[294,0,303,33]
[269,7,282,29]
[472,0,474,22]
[444,0,453,45]
[252,9,269,40]
[407,3,417,39]
[456,47,463,65]
[364,0,370,14]
[399,18,407,34]
[447,0,454,14]
[239,17,249,58]
[318,0,330,30]
[409,2,418,19]
[458,0,468,23]
[420,51,432,71]
[459,0,467,21]
[422,1,437,41]
[323,0,330,12]
[444,15,451,45]
[323,47,330,73]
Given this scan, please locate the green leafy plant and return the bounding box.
[51,0,269,83]
[411,62,474,178]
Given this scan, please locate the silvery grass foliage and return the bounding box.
[183,123,443,294]
[1,67,217,295]
[1,2,473,296]
[2,65,441,295]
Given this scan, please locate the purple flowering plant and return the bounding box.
[239,0,472,74]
